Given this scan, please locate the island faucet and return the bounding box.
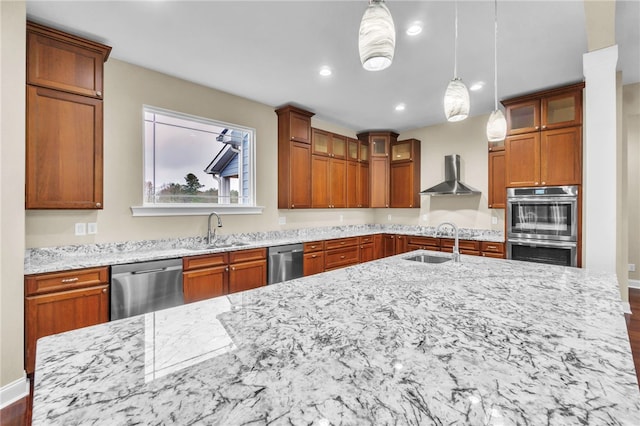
[207,212,223,245]
[436,222,460,263]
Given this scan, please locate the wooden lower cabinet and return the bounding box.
[183,265,227,303]
[406,236,440,252]
[481,241,505,259]
[383,234,396,257]
[183,248,266,302]
[325,237,359,270]
[229,259,267,293]
[304,251,325,276]
[395,235,410,254]
[24,266,109,374]
[440,238,480,256]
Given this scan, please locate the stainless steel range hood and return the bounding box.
[421,154,481,196]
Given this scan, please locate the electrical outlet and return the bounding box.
[74,223,86,236]
[629,264,636,272]
[339,214,344,222]
[387,214,392,221]
[278,216,286,225]
[87,222,98,234]
[491,216,498,225]
[422,214,428,221]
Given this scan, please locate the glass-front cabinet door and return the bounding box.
[541,89,582,130]
[391,140,412,162]
[359,141,369,163]
[505,99,540,135]
[330,134,346,159]
[347,138,359,161]
[312,128,330,156]
[370,135,389,157]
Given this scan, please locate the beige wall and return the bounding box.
[625,83,640,283]
[391,114,504,230]
[1,1,26,390]
[24,59,375,248]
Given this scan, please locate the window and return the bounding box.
[137,107,259,215]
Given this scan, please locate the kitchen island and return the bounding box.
[32,252,640,425]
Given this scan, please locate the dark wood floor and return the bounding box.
[3,289,640,425]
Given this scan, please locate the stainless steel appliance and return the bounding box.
[506,186,578,267]
[268,243,304,285]
[111,258,184,320]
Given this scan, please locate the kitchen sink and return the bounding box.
[404,254,452,264]
[187,241,250,250]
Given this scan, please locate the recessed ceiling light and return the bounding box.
[469,82,485,91]
[395,103,406,111]
[319,66,332,77]
[406,22,423,36]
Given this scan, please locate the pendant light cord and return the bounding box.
[453,0,459,78]
[493,0,499,111]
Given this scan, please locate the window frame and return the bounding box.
[131,105,263,217]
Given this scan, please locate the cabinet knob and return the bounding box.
[535,182,539,185]
[489,204,493,208]
[96,91,102,97]
[542,125,547,129]
[291,204,295,208]
[96,202,102,208]
[312,254,317,258]
[225,267,229,272]
[340,255,345,259]
[102,288,107,293]
[232,267,235,271]
[535,126,540,130]
[542,181,546,185]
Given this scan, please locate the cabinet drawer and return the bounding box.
[325,237,358,250]
[407,236,440,248]
[440,239,480,251]
[325,247,359,270]
[25,266,109,296]
[358,235,375,245]
[481,252,505,259]
[304,252,325,276]
[481,242,505,254]
[304,241,325,253]
[183,253,228,271]
[229,247,266,264]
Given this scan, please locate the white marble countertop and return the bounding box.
[32,252,640,425]
[24,224,504,274]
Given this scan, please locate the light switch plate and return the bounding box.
[75,223,86,236]
[87,222,98,234]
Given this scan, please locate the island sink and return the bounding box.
[404,254,452,264]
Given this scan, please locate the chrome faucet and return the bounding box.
[436,222,460,263]
[207,212,223,245]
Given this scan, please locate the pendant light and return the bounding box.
[443,0,470,122]
[358,0,396,71]
[486,0,507,141]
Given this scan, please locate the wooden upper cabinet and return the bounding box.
[26,22,111,210]
[312,128,346,159]
[389,139,420,208]
[358,131,398,208]
[505,133,541,187]
[276,105,314,209]
[503,82,584,136]
[27,22,111,98]
[488,150,506,209]
[540,127,582,186]
[27,83,104,209]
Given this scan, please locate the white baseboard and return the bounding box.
[629,279,640,290]
[0,374,29,409]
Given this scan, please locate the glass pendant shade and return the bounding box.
[486,109,507,142]
[358,0,396,71]
[444,78,470,122]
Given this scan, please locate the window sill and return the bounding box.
[130,205,265,217]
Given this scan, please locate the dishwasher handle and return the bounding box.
[132,267,168,275]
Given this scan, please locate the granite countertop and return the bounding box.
[24,224,504,274]
[32,252,640,425]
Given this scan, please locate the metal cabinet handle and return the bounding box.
[340,256,345,259]
[61,277,79,283]
[340,241,345,245]
[311,254,317,258]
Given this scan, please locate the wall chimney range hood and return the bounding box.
[421,154,481,196]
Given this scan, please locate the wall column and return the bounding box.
[583,45,618,273]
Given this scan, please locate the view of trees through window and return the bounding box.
[143,108,254,205]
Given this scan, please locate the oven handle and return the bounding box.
[508,239,576,249]
[507,197,576,203]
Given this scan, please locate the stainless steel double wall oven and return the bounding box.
[506,186,578,267]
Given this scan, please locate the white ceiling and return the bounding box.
[26,0,640,132]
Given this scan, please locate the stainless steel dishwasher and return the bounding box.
[110,258,183,320]
[268,243,304,284]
